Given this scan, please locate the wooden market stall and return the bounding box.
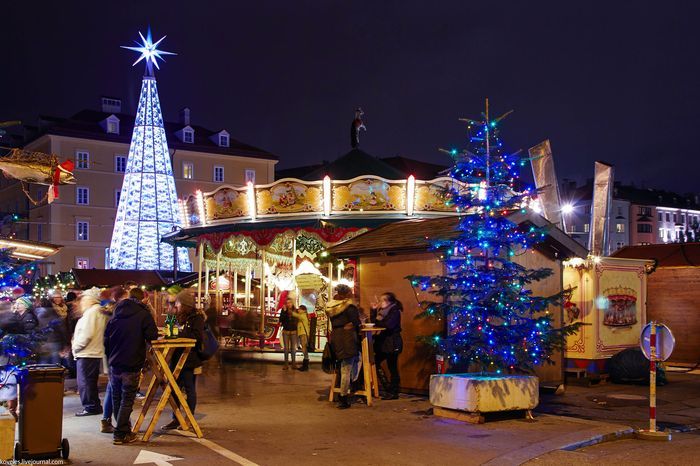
[612,243,700,365]
[328,212,588,394]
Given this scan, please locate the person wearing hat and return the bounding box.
[3,296,38,420]
[104,286,158,445]
[326,284,361,409]
[72,287,111,417]
[8,296,38,335]
[161,289,205,431]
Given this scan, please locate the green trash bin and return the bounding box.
[15,364,69,461]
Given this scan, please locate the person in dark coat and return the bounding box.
[104,287,159,445]
[7,296,38,335]
[326,284,361,409]
[161,290,205,431]
[371,292,404,400]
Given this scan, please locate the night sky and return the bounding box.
[3,1,699,192]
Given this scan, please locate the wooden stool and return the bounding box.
[133,338,203,441]
[329,326,382,406]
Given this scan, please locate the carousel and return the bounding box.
[163,150,466,351]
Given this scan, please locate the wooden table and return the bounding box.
[132,338,203,441]
[329,326,383,406]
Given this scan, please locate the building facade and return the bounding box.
[0,98,277,273]
[561,180,700,253]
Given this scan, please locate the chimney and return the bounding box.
[179,107,191,126]
[101,96,122,113]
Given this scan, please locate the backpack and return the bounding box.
[198,323,220,360]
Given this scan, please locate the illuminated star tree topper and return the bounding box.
[121,27,175,76]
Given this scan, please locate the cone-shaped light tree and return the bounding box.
[109,28,191,271]
[408,100,578,374]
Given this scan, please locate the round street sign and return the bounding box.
[640,323,675,361]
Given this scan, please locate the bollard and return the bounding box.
[637,323,671,441]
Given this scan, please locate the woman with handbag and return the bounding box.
[371,292,403,400]
[279,298,298,370]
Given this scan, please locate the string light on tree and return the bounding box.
[408,99,580,373]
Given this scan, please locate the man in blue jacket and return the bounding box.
[104,287,158,445]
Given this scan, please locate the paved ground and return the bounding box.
[8,356,648,466]
[536,369,700,431]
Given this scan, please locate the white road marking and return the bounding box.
[175,430,260,466]
[134,449,183,466]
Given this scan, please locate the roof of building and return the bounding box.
[71,268,196,288]
[25,109,277,161]
[563,181,700,211]
[611,243,700,267]
[328,211,588,260]
[291,149,407,181]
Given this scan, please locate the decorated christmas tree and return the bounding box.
[109,29,192,271]
[408,100,578,374]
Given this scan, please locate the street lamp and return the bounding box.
[561,203,575,215]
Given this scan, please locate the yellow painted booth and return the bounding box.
[563,256,654,376]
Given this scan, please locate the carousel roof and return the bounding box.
[301,149,406,181]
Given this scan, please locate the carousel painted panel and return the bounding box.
[184,194,202,226]
[413,177,466,213]
[255,179,323,217]
[331,176,406,212]
[204,186,250,222]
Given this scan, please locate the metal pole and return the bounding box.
[260,250,266,335]
[196,242,204,308]
[215,249,222,312]
[204,263,210,309]
[649,323,657,433]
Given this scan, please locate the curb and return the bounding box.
[482,415,634,466]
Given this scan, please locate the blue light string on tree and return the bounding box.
[407,101,580,374]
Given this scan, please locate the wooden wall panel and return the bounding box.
[358,253,443,394]
[646,267,700,364]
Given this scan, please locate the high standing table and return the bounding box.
[329,326,383,406]
[132,338,203,441]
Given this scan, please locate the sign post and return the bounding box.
[637,322,674,441]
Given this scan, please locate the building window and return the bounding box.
[75,257,90,269]
[76,151,89,169]
[638,206,651,216]
[76,221,89,241]
[214,166,224,183]
[659,228,665,240]
[674,214,678,223]
[681,214,686,223]
[637,223,652,233]
[616,223,625,233]
[183,129,194,143]
[76,187,89,205]
[584,223,590,233]
[115,155,127,173]
[616,242,625,250]
[245,169,256,184]
[37,224,42,242]
[115,190,122,207]
[107,120,119,134]
[183,162,194,179]
[219,134,229,147]
[658,212,662,222]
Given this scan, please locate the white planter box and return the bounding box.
[430,373,539,413]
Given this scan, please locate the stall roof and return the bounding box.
[0,237,62,261]
[71,269,196,289]
[612,243,700,267]
[328,212,588,260]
